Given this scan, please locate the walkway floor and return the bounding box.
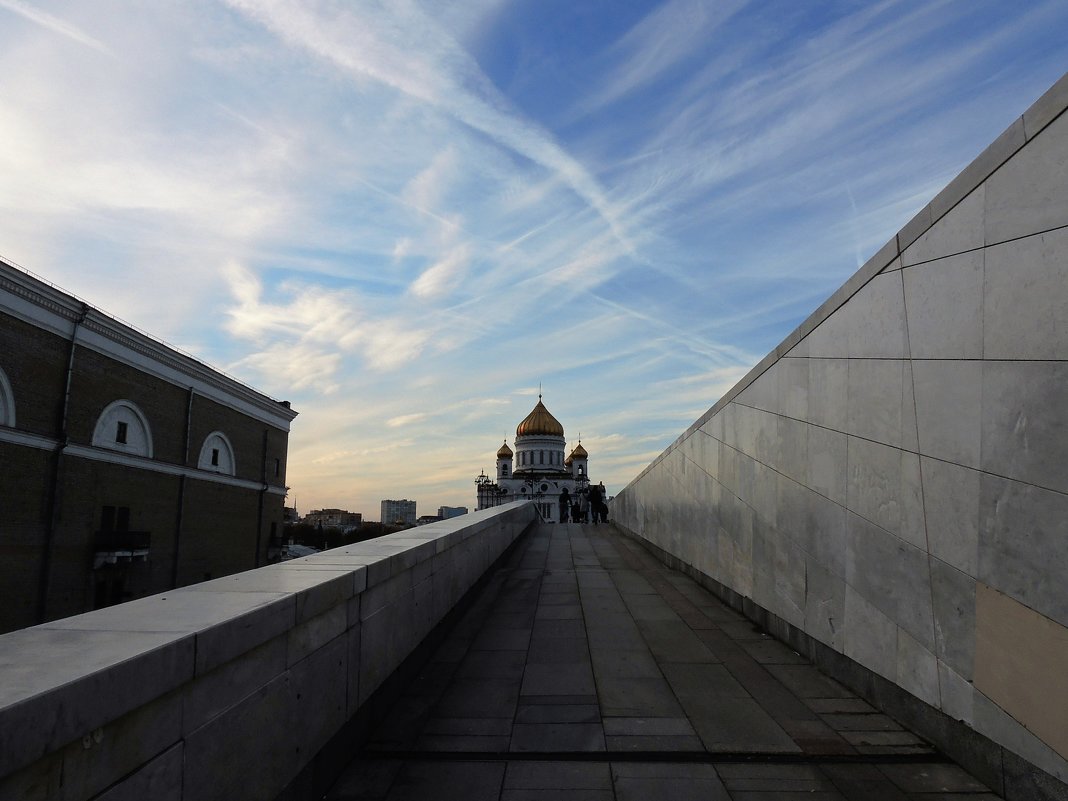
[325,523,1000,800]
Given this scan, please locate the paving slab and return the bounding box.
[326,523,1002,800]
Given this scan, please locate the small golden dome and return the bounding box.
[497,440,513,458]
[516,397,564,437]
[570,442,588,459]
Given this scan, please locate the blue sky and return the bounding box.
[2,1,1066,519]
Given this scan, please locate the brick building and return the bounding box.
[0,258,297,633]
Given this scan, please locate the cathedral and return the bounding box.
[475,396,593,522]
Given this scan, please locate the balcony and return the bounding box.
[92,529,150,568]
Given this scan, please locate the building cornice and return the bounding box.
[0,259,298,430]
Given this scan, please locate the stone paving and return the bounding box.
[325,523,1001,800]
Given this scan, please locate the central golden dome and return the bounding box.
[516,398,564,437]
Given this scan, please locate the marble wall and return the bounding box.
[612,72,1068,785]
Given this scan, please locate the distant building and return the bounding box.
[0,257,297,633]
[438,506,467,519]
[303,508,361,532]
[415,514,441,526]
[380,499,416,527]
[476,395,592,523]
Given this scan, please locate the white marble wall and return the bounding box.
[613,73,1068,783]
[0,501,536,801]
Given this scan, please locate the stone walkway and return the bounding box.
[325,523,1000,800]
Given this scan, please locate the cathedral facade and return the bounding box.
[475,396,591,522]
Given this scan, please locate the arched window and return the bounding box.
[0,367,14,427]
[198,431,236,475]
[92,400,153,457]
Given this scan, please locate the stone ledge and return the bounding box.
[0,501,536,799]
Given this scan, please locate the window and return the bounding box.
[502,465,509,476]
[198,432,235,475]
[0,366,14,427]
[93,401,152,457]
[579,465,585,475]
[274,458,280,477]
[539,450,544,465]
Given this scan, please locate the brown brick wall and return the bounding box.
[0,443,53,632]
[0,312,68,437]
[189,394,289,486]
[66,346,189,462]
[47,458,181,621]
[178,479,279,584]
[0,305,293,633]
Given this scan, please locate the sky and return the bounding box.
[2,1,1067,520]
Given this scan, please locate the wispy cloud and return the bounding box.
[224,0,635,251]
[0,0,114,55]
[3,1,1066,517]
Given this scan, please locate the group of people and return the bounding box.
[558,483,609,525]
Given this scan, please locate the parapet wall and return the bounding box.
[0,501,536,801]
[612,71,1068,796]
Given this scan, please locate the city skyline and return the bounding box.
[2,1,1067,519]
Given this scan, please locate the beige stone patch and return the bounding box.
[974,583,1068,760]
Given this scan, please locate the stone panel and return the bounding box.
[974,583,1068,763]
[984,228,1068,360]
[776,356,810,420]
[777,478,847,578]
[92,743,183,801]
[902,184,985,266]
[985,109,1068,244]
[183,635,287,734]
[289,635,348,762]
[807,424,847,506]
[735,363,778,413]
[847,272,909,358]
[845,512,934,651]
[921,457,979,578]
[902,249,984,359]
[982,360,1068,495]
[807,358,848,432]
[846,358,913,450]
[929,557,976,681]
[938,662,974,725]
[913,360,982,469]
[978,474,1068,627]
[843,586,897,682]
[896,627,939,707]
[973,691,1068,786]
[183,673,301,801]
[804,561,845,651]
[846,437,926,550]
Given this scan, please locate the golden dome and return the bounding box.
[516,398,564,437]
[570,442,588,459]
[497,440,513,458]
